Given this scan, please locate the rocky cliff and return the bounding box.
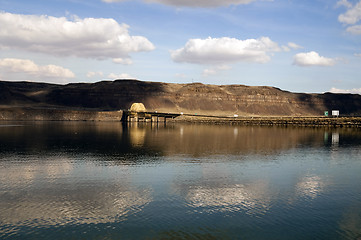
[1,79,361,116]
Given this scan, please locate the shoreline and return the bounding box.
[172,116,361,127]
[0,107,123,122]
[1,107,361,127]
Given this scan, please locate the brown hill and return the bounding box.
[1,79,361,116]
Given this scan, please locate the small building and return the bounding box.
[332,110,340,117]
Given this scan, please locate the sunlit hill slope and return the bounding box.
[1,79,361,116]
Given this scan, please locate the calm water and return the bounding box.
[1,121,361,240]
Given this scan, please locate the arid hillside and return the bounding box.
[1,79,361,116]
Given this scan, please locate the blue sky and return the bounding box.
[0,0,361,93]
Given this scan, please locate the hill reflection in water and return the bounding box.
[1,121,358,156]
[0,122,361,239]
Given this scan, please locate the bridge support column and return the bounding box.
[121,111,129,124]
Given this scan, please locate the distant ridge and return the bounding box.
[1,79,361,116]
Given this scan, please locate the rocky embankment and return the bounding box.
[174,115,361,127]
[0,107,123,121]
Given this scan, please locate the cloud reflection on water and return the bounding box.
[1,122,361,239]
[185,182,272,216]
[295,175,327,199]
[0,157,152,230]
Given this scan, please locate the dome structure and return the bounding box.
[130,103,146,112]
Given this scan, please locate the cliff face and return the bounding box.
[1,79,361,116]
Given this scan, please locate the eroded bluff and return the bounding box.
[1,80,361,116]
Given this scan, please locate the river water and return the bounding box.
[0,121,361,240]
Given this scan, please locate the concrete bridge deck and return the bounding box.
[121,110,181,123]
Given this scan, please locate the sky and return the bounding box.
[0,0,361,93]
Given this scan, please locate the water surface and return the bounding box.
[1,122,361,239]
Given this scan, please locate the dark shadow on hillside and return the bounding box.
[0,80,167,111]
[296,93,317,109]
[322,93,361,116]
[0,81,60,106]
[45,80,166,110]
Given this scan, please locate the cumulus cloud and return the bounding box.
[145,0,258,7]
[102,0,258,7]
[112,58,133,65]
[288,42,303,50]
[282,42,303,52]
[175,73,187,78]
[107,73,135,79]
[336,0,353,8]
[171,37,281,65]
[87,71,134,79]
[355,53,361,57]
[338,0,361,35]
[338,0,361,24]
[346,24,361,34]
[203,65,231,76]
[0,12,155,62]
[87,71,104,78]
[293,51,336,67]
[0,58,75,82]
[329,87,361,94]
[202,68,217,76]
[102,0,126,2]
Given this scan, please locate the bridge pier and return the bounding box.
[121,110,180,124]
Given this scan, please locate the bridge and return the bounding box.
[121,103,181,123]
[121,110,181,123]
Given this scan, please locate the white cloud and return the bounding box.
[0,12,155,62]
[145,0,257,7]
[329,87,361,94]
[107,73,135,79]
[102,0,259,7]
[288,42,303,50]
[338,0,361,24]
[102,0,126,2]
[87,71,134,79]
[336,0,352,8]
[337,0,361,35]
[102,0,129,2]
[202,68,217,76]
[346,24,361,34]
[293,51,336,67]
[87,71,104,78]
[203,65,231,77]
[282,42,303,52]
[0,58,75,82]
[171,37,281,65]
[355,53,361,57]
[217,64,232,70]
[282,46,291,52]
[112,58,133,65]
[175,73,187,78]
